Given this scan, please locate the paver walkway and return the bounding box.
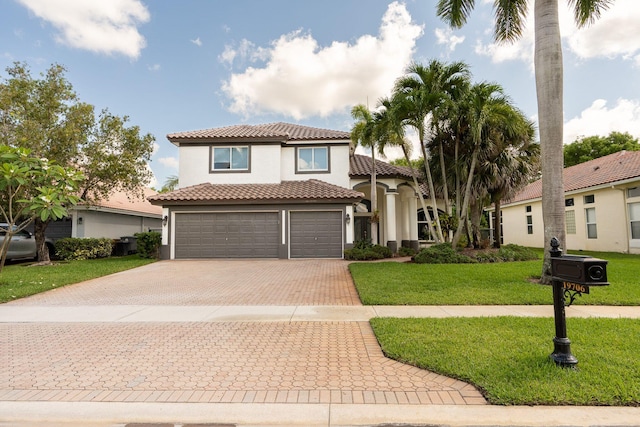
[1,259,485,407]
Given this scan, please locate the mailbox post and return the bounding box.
[548,237,609,367]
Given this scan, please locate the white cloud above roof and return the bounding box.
[17,0,149,59]
[220,1,423,120]
[564,98,640,144]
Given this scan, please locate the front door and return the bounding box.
[354,216,371,243]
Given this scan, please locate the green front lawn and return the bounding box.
[350,250,640,305]
[372,316,640,406]
[0,255,156,303]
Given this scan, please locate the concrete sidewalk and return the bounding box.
[1,304,640,322]
[3,304,640,426]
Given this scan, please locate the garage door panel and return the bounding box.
[175,212,279,258]
[290,211,342,258]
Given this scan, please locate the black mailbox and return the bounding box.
[551,255,609,286]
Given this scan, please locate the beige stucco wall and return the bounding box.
[498,182,640,253]
[73,211,162,239]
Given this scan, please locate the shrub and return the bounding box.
[469,244,540,263]
[398,246,416,257]
[55,238,114,261]
[413,243,475,264]
[496,244,539,262]
[344,244,393,261]
[135,231,162,259]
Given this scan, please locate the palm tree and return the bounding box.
[393,61,471,242]
[374,96,438,243]
[436,0,614,281]
[160,175,179,193]
[351,104,379,244]
[450,82,517,248]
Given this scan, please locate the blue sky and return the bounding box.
[2,0,640,189]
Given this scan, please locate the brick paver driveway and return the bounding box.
[1,259,485,406]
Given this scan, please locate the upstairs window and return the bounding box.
[628,187,640,198]
[297,147,329,172]
[565,198,574,207]
[212,146,249,171]
[584,194,595,204]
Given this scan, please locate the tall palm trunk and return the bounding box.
[420,139,444,242]
[370,149,378,245]
[535,0,565,283]
[402,145,437,242]
[492,198,502,249]
[451,146,479,247]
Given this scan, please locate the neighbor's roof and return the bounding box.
[167,122,351,145]
[509,150,640,204]
[148,179,363,205]
[79,188,163,216]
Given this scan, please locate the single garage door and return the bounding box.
[175,212,279,258]
[290,211,343,258]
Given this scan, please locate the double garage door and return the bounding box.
[174,211,342,259]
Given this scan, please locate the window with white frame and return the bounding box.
[585,207,597,239]
[297,147,329,172]
[629,187,640,198]
[526,215,533,234]
[212,146,249,171]
[584,194,595,204]
[630,203,640,240]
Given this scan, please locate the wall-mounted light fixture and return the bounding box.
[345,213,351,224]
[162,215,168,227]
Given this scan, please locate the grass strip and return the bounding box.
[351,250,640,305]
[371,316,640,406]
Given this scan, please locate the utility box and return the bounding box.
[551,254,609,287]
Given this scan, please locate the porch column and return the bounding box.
[385,191,398,253]
[409,195,419,251]
[401,196,411,248]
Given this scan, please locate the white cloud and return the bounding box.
[565,0,640,63]
[435,27,465,53]
[475,1,640,68]
[148,64,160,72]
[219,39,269,67]
[220,1,423,120]
[190,37,202,47]
[17,0,149,59]
[564,98,640,144]
[158,157,179,170]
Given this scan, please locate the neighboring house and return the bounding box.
[490,150,640,254]
[35,188,163,241]
[149,122,438,259]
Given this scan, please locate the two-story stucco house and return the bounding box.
[489,150,640,254]
[149,122,437,259]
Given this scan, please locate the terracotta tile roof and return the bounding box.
[80,188,163,216]
[349,154,419,180]
[509,150,640,203]
[167,122,350,144]
[148,179,363,204]
[349,154,430,197]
